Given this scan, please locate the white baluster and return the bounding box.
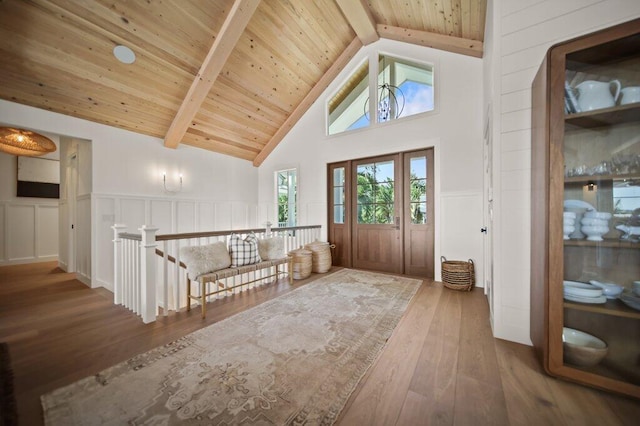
[163,241,169,316]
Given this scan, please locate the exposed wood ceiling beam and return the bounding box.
[253,37,363,167]
[163,0,260,149]
[377,24,483,58]
[335,0,379,45]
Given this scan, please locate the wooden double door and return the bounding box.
[328,149,434,277]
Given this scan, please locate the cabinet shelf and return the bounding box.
[564,298,640,319]
[564,173,640,184]
[564,239,640,249]
[565,103,640,129]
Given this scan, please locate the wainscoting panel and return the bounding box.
[95,196,115,288]
[120,198,146,234]
[7,204,36,262]
[198,202,215,231]
[76,195,91,285]
[58,200,68,269]
[150,200,172,234]
[37,205,58,258]
[1,201,59,265]
[176,201,196,233]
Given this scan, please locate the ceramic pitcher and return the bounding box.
[575,79,621,111]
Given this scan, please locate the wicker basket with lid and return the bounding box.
[288,248,312,280]
[303,240,334,273]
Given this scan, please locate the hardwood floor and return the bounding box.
[0,262,638,425]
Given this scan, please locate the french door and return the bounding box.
[328,148,434,277]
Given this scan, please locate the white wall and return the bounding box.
[0,131,60,265]
[0,99,260,290]
[486,0,640,344]
[257,38,485,283]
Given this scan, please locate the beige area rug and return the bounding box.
[41,269,421,425]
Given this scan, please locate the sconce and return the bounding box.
[163,172,183,194]
[586,181,597,192]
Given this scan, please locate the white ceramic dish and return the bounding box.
[562,327,608,367]
[563,281,603,298]
[581,225,609,241]
[619,292,640,311]
[564,200,595,210]
[580,217,608,226]
[588,280,623,299]
[583,211,612,220]
[563,293,607,304]
[563,212,577,218]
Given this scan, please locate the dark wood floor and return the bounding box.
[0,262,638,425]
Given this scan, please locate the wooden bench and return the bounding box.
[187,256,292,318]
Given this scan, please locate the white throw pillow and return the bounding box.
[229,233,261,267]
[258,237,285,260]
[179,241,231,280]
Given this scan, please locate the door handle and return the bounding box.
[395,216,400,230]
[481,227,487,234]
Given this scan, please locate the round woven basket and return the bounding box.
[441,256,475,291]
[288,248,312,280]
[303,241,334,273]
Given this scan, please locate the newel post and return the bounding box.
[111,224,127,305]
[139,225,159,324]
[265,221,272,237]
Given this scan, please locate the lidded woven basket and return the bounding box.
[303,240,334,273]
[441,256,475,291]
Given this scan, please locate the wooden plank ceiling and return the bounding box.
[0,0,486,166]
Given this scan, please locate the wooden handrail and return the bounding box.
[118,225,321,242]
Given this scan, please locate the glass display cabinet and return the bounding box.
[531,18,640,398]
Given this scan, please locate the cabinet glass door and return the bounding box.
[561,32,640,386]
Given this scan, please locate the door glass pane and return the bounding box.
[357,160,395,224]
[333,167,344,186]
[411,202,427,224]
[332,167,345,225]
[334,205,344,224]
[410,156,427,179]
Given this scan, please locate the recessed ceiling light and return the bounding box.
[113,45,136,64]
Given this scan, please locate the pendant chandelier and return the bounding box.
[364,82,406,123]
[0,127,57,156]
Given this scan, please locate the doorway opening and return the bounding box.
[328,148,435,277]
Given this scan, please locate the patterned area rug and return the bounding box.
[41,269,421,425]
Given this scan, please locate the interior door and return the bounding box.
[328,162,351,267]
[351,154,402,274]
[403,149,434,276]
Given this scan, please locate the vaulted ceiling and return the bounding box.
[0,0,486,166]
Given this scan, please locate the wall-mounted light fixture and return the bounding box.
[163,172,183,194]
[587,181,597,192]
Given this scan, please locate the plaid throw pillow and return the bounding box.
[229,233,262,267]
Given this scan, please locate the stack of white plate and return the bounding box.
[563,212,576,240]
[563,281,606,304]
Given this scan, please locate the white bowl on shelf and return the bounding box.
[562,327,608,367]
[581,225,609,241]
[588,280,623,299]
[563,225,575,240]
[583,211,612,220]
[580,217,608,227]
[619,292,640,311]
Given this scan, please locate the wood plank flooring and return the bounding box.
[1,262,638,425]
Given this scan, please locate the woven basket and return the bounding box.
[288,248,312,280]
[441,256,475,291]
[303,240,334,273]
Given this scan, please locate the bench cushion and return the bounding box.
[180,242,231,280]
[258,237,284,260]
